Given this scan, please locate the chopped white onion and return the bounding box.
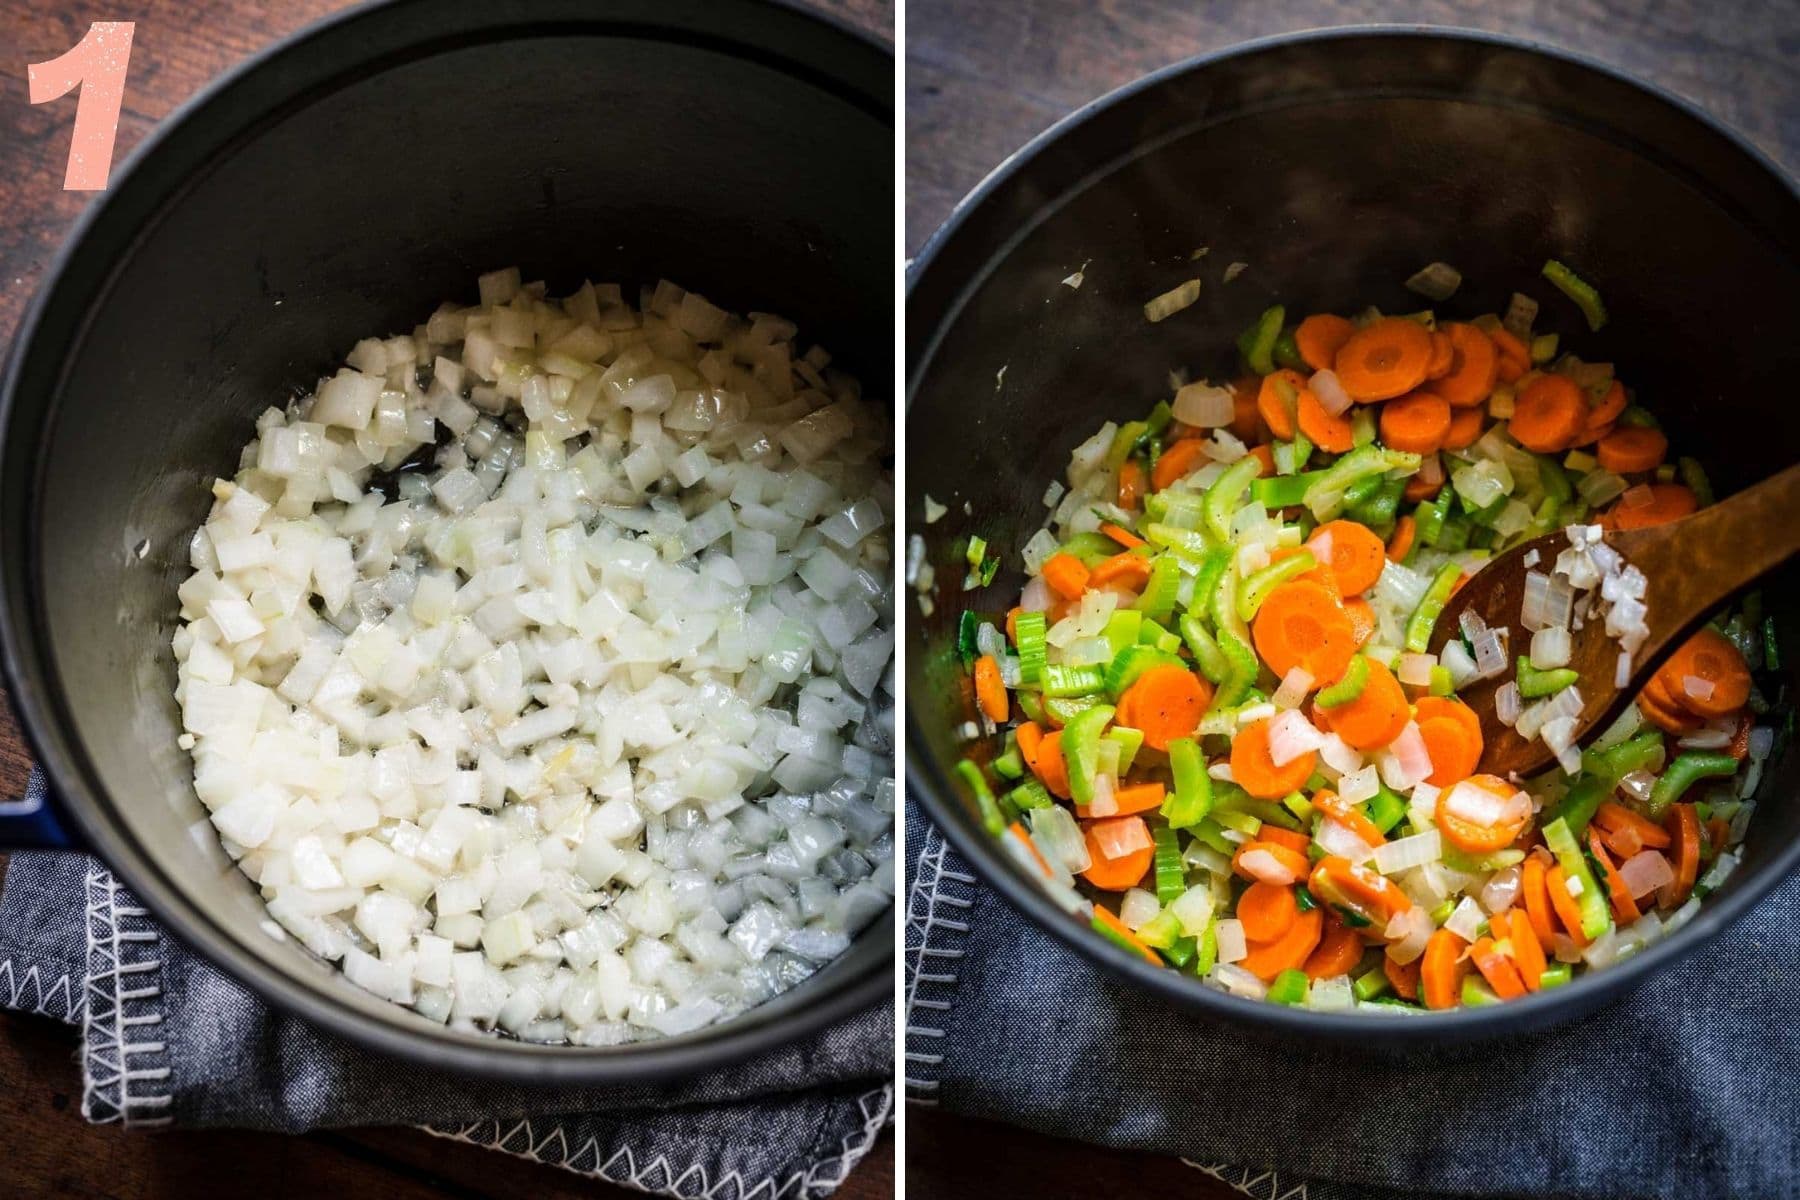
[1271,667,1315,710]
[1311,369,1353,417]
[1172,382,1236,428]
[1267,709,1324,767]
[1384,906,1434,964]
[1316,818,1377,865]
[1444,897,1485,942]
[1216,919,1249,965]
[1619,850,1675,898]
[1397,653,1436,687]
[1373,828,1442,875]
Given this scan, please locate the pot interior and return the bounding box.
[4,0,891,1068]
[907,32,1800,1029]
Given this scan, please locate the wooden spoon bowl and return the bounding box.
[1427,462,1800,778]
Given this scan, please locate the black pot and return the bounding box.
[0,0,892,1082]
[907,29,1800,1040]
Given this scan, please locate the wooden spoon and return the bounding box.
[1426,462,1800,778]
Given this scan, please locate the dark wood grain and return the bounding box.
[906,0,1800,252]
[0,1,892,1196]
[904,1,1795,1195]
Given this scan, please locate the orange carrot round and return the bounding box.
[1251,580,1358,685]
[1015,720,1044,770]
[1310,856,1413,924]
[1587,826,1642,923]
[1435,323,1499,408]
[1033,729,1071,799]
[1404,473,1441,503]
[1233,840,1312,886]
[1303,912,1365,980]
[1151,438,1206,492]
[1470,935,1528,999]
[1256,369,1310,441]
[1317,657,1408,751]
[1415,696,1480,742]
[1248,443,1276,477]
[1100,521,1146,549]
[1386,515,1417,562]
[1608,482,1696,530]
[1425,329,1455,380]
[1117,459,1146,510]
[1487,326,1530,371]
[1596,426,1669,474]
[1229,375,1264,442]
[1593,800,1673,849]
[1254,825,1312,857]
[1297,385,1356,452]
[1544,864,1591,948]
[1581,380,1627,442]
[1507,907,1548,992]
[973,654,1008,723]
[1379,389,1453,454]
[1383,952,1421,1001]
[1115,664,1212,751]
[1657,627,1750,717]
[1420,929,1467,1010]
[1309,520,1387,596]
[1441,405,1484,451]
[1519,855,1556,951]
[1637,685,1704,735]
[1334,317,1434,402]
[1229,717,1318,800]
[1295,313,1355,372]
[1344,596,1376,646]
[1076,781,1167,819]
[1238,906,1324,982]
[1418,715,1481,787]
[1314,788,1387,847]
[1041,552,1091,600]
[1237,880,1299,943]
[1435,774,1531,854]
[1089,551,1153,590]
[1667,803,1701,906]
[1080,819,1153,891]
[1509,374,1588,452]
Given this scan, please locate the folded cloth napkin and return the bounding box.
[905,798,1799,1200]
[0,768,890,1199]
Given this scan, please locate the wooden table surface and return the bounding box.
[0,1,892,1197]
[904,1,1796,1196]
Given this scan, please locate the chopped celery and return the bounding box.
[1351,406,1377,447]
[1061,705,1116,805]
[955,759,1005,835]
[1145,399,1174,437]
[1102,609,1143,658]
[1137,554,1181,620]
[1042,663,1106,697]
[1530,332,1559,364]
[1581,728,1663,782]
[1138,617,1182,655]
[1428,665,1455,696]
[1539,962,1574,989]
[1163,737,1213,827]
[1541,259,1607,331]
[1414,489,1452,545]
[1268,968,1310,1005]
[1152,827,1186,905]
[1203,456,1264,545]
[1186,546,1233,616]
[1162,935,1198,969]
[1212,789,1302,831]
[1535,453,1574,503]
[1679,457,1715,507]
[1461,977,1501,1007]
[1619,405,1658,428]
[1191,817,1235,855]
[1107,726,1145,777]
[1252,470,1326,509]
[1542,817,1611,939]
[1237,305,1285,375]
[1404,561,1462,652]
[1316,654,1370,707]
[1179,615,1230,684]
[1042,695,1099,725]
[1215,630,1260,708]
[1272,327,1306,371]
[1135,909,1183,950]
[1303,445,1421,521]
[1016,690,1048,724]
[1092,913,1150,958]
[1145,522,1214,562]
[1013,610,1048,686]
[1647,752,1738,819]
[1366,786,1407,833]
[1105,420,1149,469]
[992,744,1024,780]
[1282,791,1314,823]
[1192,917,1219,976]
[1516,655,1579,698]
[1146,488,1207,529]
[1353,965,1391,1001]
[1212,807,1263,837]
[956,609,983,666]
[1059,530,1121,566]
[1008,778,1054,811]
[1236,549,1318,622]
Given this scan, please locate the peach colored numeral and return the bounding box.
[27,21,136,191]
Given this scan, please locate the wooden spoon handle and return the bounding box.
[1623,461,1800,643]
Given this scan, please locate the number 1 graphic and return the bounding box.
[28,22,136,191]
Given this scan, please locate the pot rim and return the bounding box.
[905,24,1800,1040]
[0,0,893,1083]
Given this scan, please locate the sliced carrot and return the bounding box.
[973,654,1009,723]
[1593,801,1673,850]
[1435,323,1499,408]
[1608,482,1697,530]
[1509,374,1588,453]
[1581,380,1627,442]
[1519,856,1556,951]
[1470,936,1528,1000]
[1317,657,1408,750]
[1080,818,1153,891]
[1100,521,1146,549]
[1587,826,1642,923]
[1418,715,1481,787]
[1254,825,1312,857]
[1637,686,1703,735]
[1344,596,1376,647]
[1041,552,1090,600]
[1420,929,1467,1010]
[1015,720,1044,772]
[1314,788,1387,847]
[1092,903,1163,964]
[1229,375,1264,442]
[1507,908,1549,992]
[1228,717,1318,800]
[1033,729,1071,799]
[1304,912,1365,980]
[1236,880,1299,943]
[1383,952,1421,1001]
[1151,438,1206,492]
[1441,405,1484,451]
[1425,329,1455,380]
[1730,709,1753,761]
[1309,520,1387,596]
[1006,607,1024,646]
[1487,326,1530,371]
[1251,580,1358,685]
[1435,774,1530,854]
[1335,317,1434,403]
[1596,426,1669,474]
[1386,515,1417,563]
[1076,782,1166,820]
[1116,461,1146,510]
[1089,551,1153,590]
[1310,856,1413,925]
[1403,473,1441,503]
[1496,355,1525,384]
[1415,696,1481,744]
[1257,369,1310,441]
[1116,664,1212,751]
[1297,386,1356,453]
[1233,840,1312,886]
[1544,864,1591,948]
[1667,803,1701,907]
[1238,907,1324,982]
[1379,389,1453,454]
[1658,627,1751,718]
[1295,313,1355,372]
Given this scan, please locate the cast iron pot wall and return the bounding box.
[0,0,892,1082]
[907,30,1800,1042]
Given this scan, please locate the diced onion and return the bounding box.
[1215,919,1249,965]
[1316,818,1376,865]
[1619,850,1675,898]
[1172,382,1236,428]
[1094,816,1152,860]
[1444,897,1485,942]
[1144,279,1202,323]
[1373,828,1442,875]
[1311,370,1353,416]
[1267,709,1324,767]
[1272,667,1315,710]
